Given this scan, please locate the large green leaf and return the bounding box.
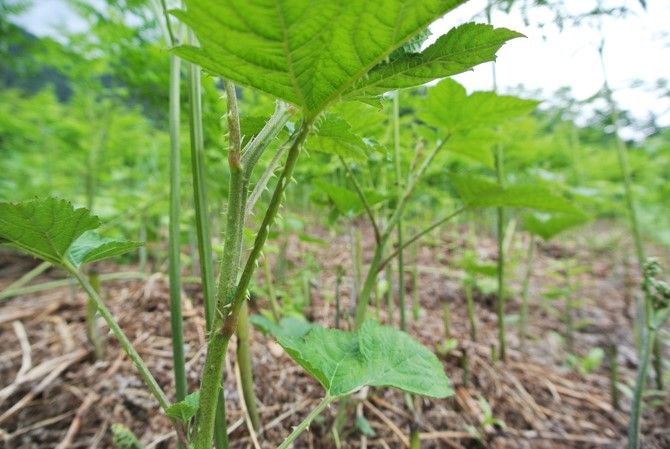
[274,320,452,398]
[523,212,589,241]
[305,114,372,161]
[346,23,523,100]
[172,0,470,117]
[0,198,141,270]
[452,175,579,213]
[419,79,539,134]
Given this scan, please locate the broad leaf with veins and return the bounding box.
[419,79,540,134]
[263,319,453,398]
[346,23,523,100]
[172,1,521,118]
[0,198,141,270]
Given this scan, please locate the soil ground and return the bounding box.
[1,221,668,449]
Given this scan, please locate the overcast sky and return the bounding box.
[15,0,670,137]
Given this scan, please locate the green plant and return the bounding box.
[0,198,184,435]
[169,2,527,447]
[0,1,545,446]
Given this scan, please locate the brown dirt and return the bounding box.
[0,221,668,449]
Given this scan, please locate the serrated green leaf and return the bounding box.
[0,198,142,270]
[165,391,200,422]
[346,23,523,100]
[0,198,100,266]
[172,0,467,117]
[523,212,589,241]
[305,114,370,161]
[420,79,539,134]
[275,320,453,398]
[452,175,579,213]
[68,231,143,268]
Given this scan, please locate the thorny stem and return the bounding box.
[187,33,228,449]
[276,395,335,449]
[193,120,312,449]
[339,156,381,244]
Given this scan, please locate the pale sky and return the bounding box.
[15,0,670,138]
[432,0,670,137]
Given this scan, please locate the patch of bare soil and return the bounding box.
[0,222,668,449]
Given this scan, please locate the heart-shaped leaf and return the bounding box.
[271,319,453,398]
[172,0,471,117]
[0,198,142,271]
